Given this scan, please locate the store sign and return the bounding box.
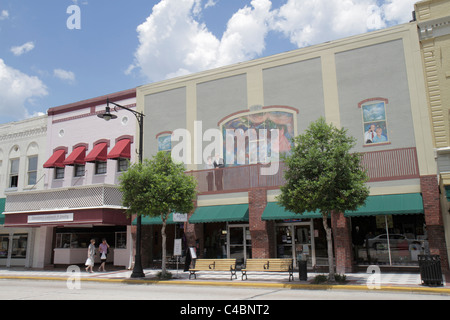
[28,213,74,224]
[174,239,182,256]
[173,213,188,222]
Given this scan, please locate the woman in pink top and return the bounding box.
[98,238,110,272]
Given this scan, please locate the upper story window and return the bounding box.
[74,164,85,177]
[360,98,390,146]
[95,161,107,175]
[117,158,129,172]
[219,107,297,166]
[27,156,38,186]
[9,158,19,188]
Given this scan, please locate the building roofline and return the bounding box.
[47,88,136,116]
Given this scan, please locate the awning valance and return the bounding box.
[189,204,249,223]
[132,213,178,225]
[43,149,66,168]
[344,193,424,217]
[108,139,131,160]
[63,146,86,166]
[85,142,108,163]
[262,202,322,221]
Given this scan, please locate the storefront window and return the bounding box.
[55,226,126,249]
[351,214,427,266]
[115,232,127,249]
[11,234,27,259]
[0,235,9,258]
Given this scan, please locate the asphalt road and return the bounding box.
[1,279,449,301]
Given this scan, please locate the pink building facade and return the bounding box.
[4,89,136,268]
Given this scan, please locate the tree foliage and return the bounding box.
[277,117,369,280]
[119,151,197,275]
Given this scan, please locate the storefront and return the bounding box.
[347,193,428,267]
[4,186,132,268]
[53,225,128,266]
[189,204,250,266]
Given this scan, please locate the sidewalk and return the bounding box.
[1,267,450,295]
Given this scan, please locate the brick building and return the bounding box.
[137,21,448,273]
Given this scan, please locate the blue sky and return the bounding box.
[0,0,416,124]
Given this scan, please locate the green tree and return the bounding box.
[277,118,369,281]
[119,151,197,276]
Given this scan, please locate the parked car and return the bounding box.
[365,234,423,250]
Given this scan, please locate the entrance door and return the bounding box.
[276,221,315,267]
[227,224,251,266]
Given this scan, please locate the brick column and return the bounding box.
[184,200,204,257]
[421,175,449,271]
[248,188,275,258]
[331,211,354,274]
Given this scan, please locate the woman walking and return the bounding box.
[98,238,110,272]
[85,239,96,273]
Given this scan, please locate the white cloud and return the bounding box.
[0,59,48,120]
[53,68,76,83]
[204,0,217,9]
[11,42,35,56]
[128,0,417,81]
[129,0,273,82]
[382,0,416,23]
[0,10,9,20]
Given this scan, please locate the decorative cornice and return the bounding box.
[0,126,47,142]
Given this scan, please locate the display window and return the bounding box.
[351,214,427,266]
[55,226,126,249]
[11,234,27,259]
[0,235,9,258]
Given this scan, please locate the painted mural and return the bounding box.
[362,102,389,145]
[221,110,295,166]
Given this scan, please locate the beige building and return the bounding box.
[137,21,446,272]
[415,0,450,267]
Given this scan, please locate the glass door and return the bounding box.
[227,224,251,266]
[276,221,315,267]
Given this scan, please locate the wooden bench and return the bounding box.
[241,258,294,281]
[189,259,237,280]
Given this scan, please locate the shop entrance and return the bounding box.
[227,224,251,266]
[276,221,315,268]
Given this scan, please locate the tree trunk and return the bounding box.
[322,213,335,282]
[161,219,167,276]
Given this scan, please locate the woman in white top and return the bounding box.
[85,239,96,273]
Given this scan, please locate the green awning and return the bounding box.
[189,204,249,223]
[445,186,450,202]
[0,198,5,225]
[344,193,424,217]
[132,213,178,225]
[262,202,323,221]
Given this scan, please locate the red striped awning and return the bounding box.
[63,146,86,166]
[85,142,108,162]
[107,139,131,159]
[43,149,66,168]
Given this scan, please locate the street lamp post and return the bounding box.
[98,98,146,278]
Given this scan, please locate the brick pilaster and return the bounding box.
[420,175,449,271]
[248,188,275,258]
[331,211,354,274]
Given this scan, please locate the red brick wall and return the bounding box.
[420,175,449,271]
[331,211,354,274]
[248,188,275,258]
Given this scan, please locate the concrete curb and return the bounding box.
[2,275,450,295]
